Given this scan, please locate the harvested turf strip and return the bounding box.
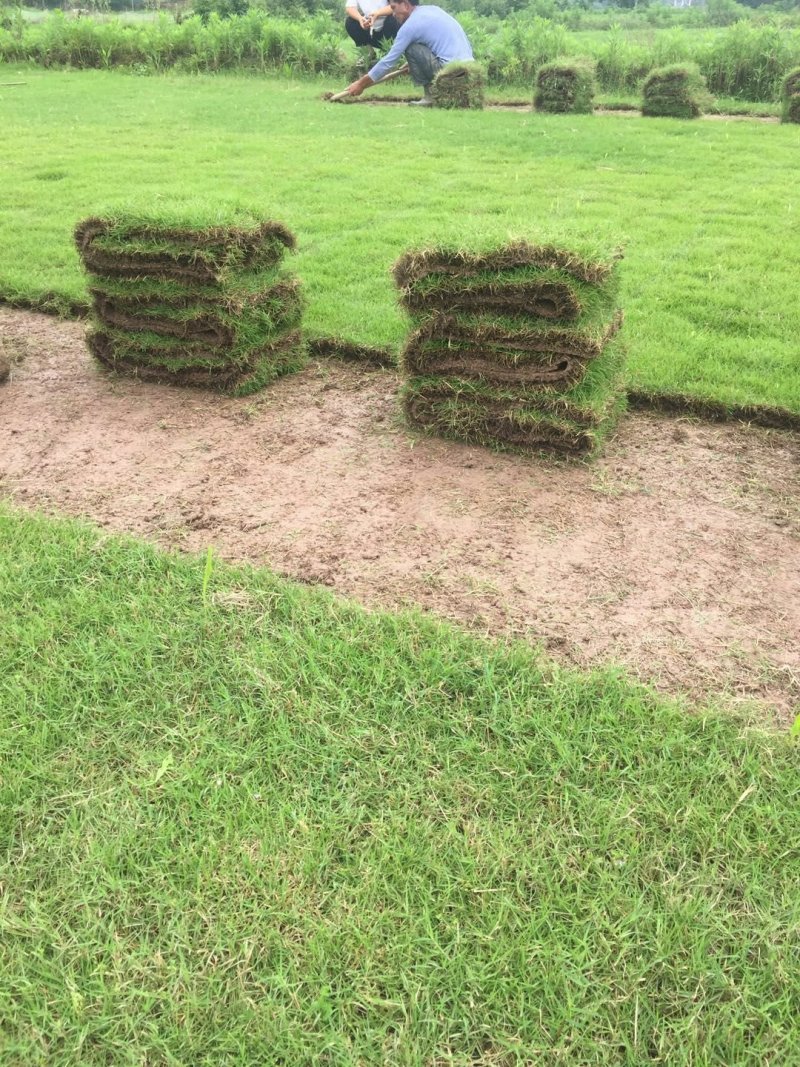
[781,68,800,123]
[431,61,486,110]
[75,215,295,285]
[90,277,304,346]
[402,377,626,457]
[401,309,623,388]
[641,64,712,119]
[399,266,619,323]
[306,337,396,367]
[393,241,621,290]
[88,327,306,395]
[534,60,596,115]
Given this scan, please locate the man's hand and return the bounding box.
[345,74,374,97]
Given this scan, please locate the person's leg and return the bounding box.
[345,16,372,47]
[404,42,442,102]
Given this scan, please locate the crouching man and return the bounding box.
[345,0,474,107]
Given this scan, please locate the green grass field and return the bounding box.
[2,506,799,1064]
[1,68,799,414]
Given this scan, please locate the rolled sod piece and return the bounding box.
[399,265,619,324]
[89,275,304,346]
[75,212,296,284]
[781,68,800,123]
[88,327,306,397]
[534,60,595,115]
[430,61,486,110]
[402,343,627,458]
[401,309,623,389]
[393,240,621,291]
[641,64,712,120]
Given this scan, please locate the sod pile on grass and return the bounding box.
[641,63,713,119]
[394,240,625,457]
[75,206,305,395]
[781,67,800,124]
[534,60,596,114]
[430,61,485,110]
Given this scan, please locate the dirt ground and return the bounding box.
[2,307,798,725]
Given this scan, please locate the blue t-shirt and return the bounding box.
[368,5,473,84]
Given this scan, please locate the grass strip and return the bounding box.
[641,63,713,120]
[401,309,623,388]
[393,240,621,290]
[534,60,596,115]
[403,341,626,457]
[89,277,304,347]
[431,61,486,110]
[1,507,799,1062]
[88,326,306,394]
[75,208,296,285]
[399,265,620,324]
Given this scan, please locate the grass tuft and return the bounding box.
[431,61,486,110]
[641,62,713,119]
[534,59,596,114]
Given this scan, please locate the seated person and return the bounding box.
[345,1,399,51]
[346,0,473,106]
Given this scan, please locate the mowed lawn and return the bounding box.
[1,506,799,1065]
[1,68,799,413]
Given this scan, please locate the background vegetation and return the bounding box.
[2,70,799,415]
[2,1,800,100]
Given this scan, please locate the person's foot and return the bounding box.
[408,95,433,107]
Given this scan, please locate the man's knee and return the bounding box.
[405,42,441,86]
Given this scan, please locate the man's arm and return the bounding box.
[345,4,368,28]
[347,20,411,93]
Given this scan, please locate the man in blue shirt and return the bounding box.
[345,0,474,107]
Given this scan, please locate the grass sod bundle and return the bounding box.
[641,63,713,120]
[399,265,620,324]
[780,67,800,123]
[403,343,627,458]
[89,275,304,347]
[393,240,621,291]
[401,308,623,389]
[88,327,306,396]
[430,61,486,110]
[75,210,296,285]
[534,60,596,115]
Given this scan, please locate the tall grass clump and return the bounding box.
[780,66,800,122]
[534,59,595,114]
[591,25,650,94]
[642,63,713,118]
[700,21,800,101]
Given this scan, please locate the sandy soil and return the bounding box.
[2,307,798,724]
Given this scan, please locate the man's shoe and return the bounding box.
[408,96,433,107]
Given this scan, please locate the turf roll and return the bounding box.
[641,63,712,119]
[781,67,800,124]
[401,309,623,388]
[534,60,596,115]
[430,61,486,110]
[403,341,627,458]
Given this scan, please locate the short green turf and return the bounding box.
[1,69,800,413]
[1,505,798,1064]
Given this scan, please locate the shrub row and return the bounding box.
[2,11,799,101]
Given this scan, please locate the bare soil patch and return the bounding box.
[2,307,798,724]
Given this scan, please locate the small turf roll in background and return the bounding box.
[780,67,800,124]
[641,63,713,119]
[75,203,306,393]
[430,61,486,110]
[534,60,596,115]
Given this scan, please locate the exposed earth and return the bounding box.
[2,307,798,724]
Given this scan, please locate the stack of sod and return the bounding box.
[74,207,305,395]
[394,241,626,458]
[781,67,800,124]
[534,60,596,115]
[641,63,712,119]
[430,61,486,110]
